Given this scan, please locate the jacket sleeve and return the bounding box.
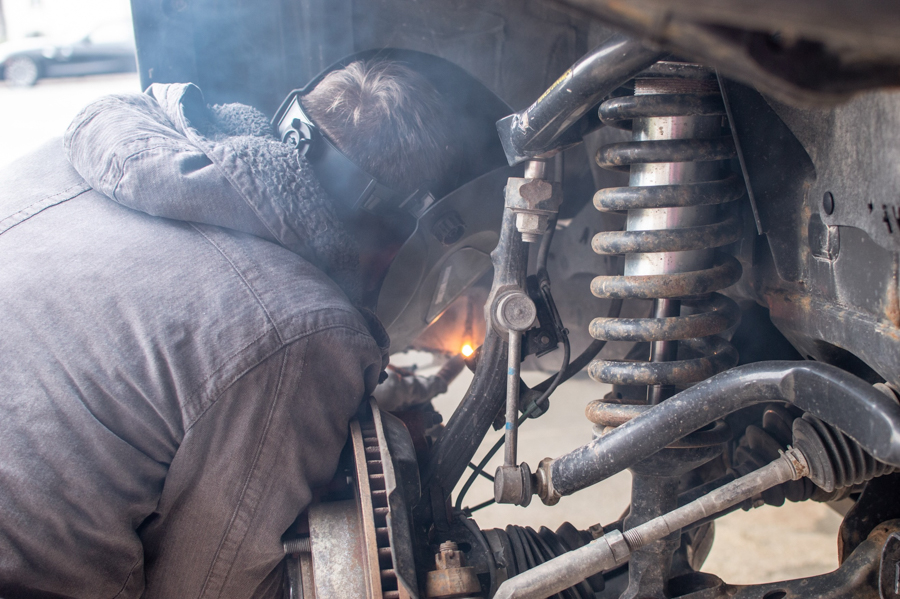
[136,325,385,599]
[62,90,277,242]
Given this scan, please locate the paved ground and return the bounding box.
[1,73,845,589]
[0,72,141,169]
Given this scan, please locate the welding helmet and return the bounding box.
[273,49,516,350]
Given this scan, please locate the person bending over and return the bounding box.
[0,58,454,598]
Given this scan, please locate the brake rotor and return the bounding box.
[351,403,409,599]
[298,399,415,599]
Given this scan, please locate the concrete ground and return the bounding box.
[0,72,141,169]
[0,72,845,590]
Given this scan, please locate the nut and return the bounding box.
[435,542,463,570]
[515,212,548,242]
[535,457,561,506]
[427,541,483,598]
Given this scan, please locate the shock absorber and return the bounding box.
[589,64,744,400]
[586,63,745,599]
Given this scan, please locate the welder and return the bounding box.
[0,53,491,598]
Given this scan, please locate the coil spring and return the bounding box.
[588,73,743,389]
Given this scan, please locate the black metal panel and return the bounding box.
[351,0,591,111]
[719,79,815,283]
[770,92,900,254]
[131,0,353,114]
[550,0,900,107]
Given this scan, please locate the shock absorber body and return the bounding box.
[590,68,743,396]
[588,65,744,598]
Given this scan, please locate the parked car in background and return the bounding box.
[0,21,136,86]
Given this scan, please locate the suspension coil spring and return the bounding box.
[588,66,744,391]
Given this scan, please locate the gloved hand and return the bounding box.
[373,354,466,412]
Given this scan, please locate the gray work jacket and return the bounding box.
[0,85,387,599]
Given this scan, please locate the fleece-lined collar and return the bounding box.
[64,83,362,303]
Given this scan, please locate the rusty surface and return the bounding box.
[592,212,742,255]
[585,401,650,426]
[552,0,900,107]
[839,474,900,563]
[308,499,368,599]
[887,255,900,328]
[425,541,482,599]
[590,293,739,342]
[767,290,900,388]
[595,137,735,171]
[594,175,744,211]
[351,420,384,599]
[591,254,742,300]
[368,399,415,599]
[598,92,725,124]
[588,336,738,386]
[673,520,900,599]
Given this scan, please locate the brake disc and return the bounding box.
[290,399,420,599]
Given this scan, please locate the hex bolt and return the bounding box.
[428,540,482,598]
[504,169,561,243]
[823,191,835,215]
[516,213,548,243]
[435,541,463,569]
